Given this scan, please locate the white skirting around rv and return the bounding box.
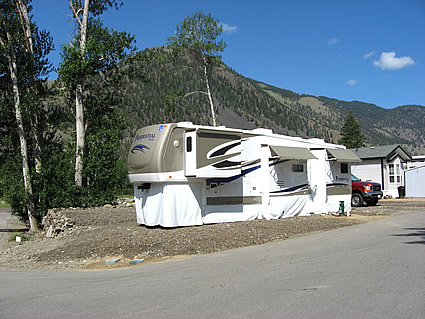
[134,183,352,227]
[267,194,310,218]
[134,183,203,227]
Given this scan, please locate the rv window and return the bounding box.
[186,136,192,152]
[137,183,151,191]
[341,163,348,174]
[292,164,304,173]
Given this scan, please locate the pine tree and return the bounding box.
[340,112,366,148]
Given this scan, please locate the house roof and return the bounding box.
[351,144,412,161]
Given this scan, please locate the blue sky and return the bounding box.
[32,0,425,109]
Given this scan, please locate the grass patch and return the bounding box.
[8,232,32,243]
[0,202,10,207]
[119,194,134,199]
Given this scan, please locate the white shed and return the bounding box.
[405,165,425,198]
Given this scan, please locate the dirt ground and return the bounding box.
[1,199,424,270]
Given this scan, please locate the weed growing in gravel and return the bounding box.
[8,232,32,243]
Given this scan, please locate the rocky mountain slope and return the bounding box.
[117,48,425,155]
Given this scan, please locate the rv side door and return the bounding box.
[184,131,197,177]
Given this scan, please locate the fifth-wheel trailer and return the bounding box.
[128,122,361,227]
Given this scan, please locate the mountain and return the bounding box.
[315,97,425,155]
[117,48,425,155]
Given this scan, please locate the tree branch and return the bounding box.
[69,0,82,27]
[183,91,208,99]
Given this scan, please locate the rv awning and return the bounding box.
[327,149,362,162]
[270,146,317,160]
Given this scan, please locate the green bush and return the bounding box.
[0,158,29,223]
[0,139,131,224]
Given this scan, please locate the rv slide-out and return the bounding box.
[127,122,361,227]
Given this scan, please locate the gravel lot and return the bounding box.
[1,199,424,270]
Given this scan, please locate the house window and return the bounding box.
[389,164,395,183]
[396,164,401,183]
[341,163,348,174]
[292,164,304,173]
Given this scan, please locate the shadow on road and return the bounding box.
[0,228,27,233]
[392,228,425,245]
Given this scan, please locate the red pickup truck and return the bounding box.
[351,174,383,207]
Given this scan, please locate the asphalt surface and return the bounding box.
[1,210,424,318]
[0,206,12,242]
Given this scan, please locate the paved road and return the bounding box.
[0,206,12,242]
[1,211,424,319]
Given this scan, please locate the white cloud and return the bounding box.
[373,51,415,70]
[346,79,357,86]
[327,38,338,45]
[363,51,376,59]
[221,23,238,34]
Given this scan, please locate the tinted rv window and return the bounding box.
[292,164,304,172]
[341,163,348,174]
[186,136,192,152]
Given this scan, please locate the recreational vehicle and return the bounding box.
[128,122,361,227]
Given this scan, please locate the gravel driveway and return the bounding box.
[1,199,424,270]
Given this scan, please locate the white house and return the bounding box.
[351,145,412,198]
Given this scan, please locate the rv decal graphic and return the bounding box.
[326,182,350,187]
[131,144,151,154]
[270,184,309,194]
[135,133,156,141]
[209,141,241,158]
[206,165,261,188]
[212,160,241,169]
[269,159,289,167]
[212,158,261,170]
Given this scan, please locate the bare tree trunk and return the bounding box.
[75,83,85,187]
[15,0,33,53]
[2,28,39,232]
[16,0,42,173]
[73,0,90,187]
[202,56,216,127]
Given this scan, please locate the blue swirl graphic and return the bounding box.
[131,144,151,154]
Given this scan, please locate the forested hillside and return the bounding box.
[317,97,425,154]
[116,47,425,155]
[118,48,331,141]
